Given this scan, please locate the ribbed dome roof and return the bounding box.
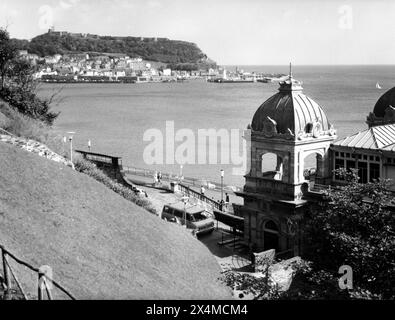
[373,86,395,118]
[251,77,331,137]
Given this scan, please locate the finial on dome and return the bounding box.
[278,62,302,92]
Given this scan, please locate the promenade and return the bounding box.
[124,171,243,206]
[123,174,252,273]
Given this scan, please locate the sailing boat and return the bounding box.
[376,82,382,89]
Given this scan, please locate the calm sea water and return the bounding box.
[38,65,395,187]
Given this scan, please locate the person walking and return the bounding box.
[200,185,205,199]
[225,193,230,208]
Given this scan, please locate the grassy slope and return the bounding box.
[0,142,230,299]
[0,112,6,128]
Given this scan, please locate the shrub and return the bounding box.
[74,156,157,215]
[0,101,66,157]
[1,86,59,125]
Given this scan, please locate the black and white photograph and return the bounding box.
[0,0,394,308]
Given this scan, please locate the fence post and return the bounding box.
[38,272,44,300]
[2,248,12,299]
[44,278,53,300]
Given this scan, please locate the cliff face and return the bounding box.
[0,141,230,299]
[12,32,216,66]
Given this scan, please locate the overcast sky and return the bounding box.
[1,0,394,65]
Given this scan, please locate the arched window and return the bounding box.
[261,153,283,180]
[264,220,279,232]
[302,152,323,182]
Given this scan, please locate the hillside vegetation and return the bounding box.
[12,32,216,66]
[0,142,230,299]
[0,101,64,155]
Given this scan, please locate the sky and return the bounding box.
[1,0,395,65]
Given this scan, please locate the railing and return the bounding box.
[122,165,244,213]
[213,209,244,232]
[123,165,203,187]
[178,183,222,211]
[1,245,75,300]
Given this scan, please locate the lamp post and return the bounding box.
[67,132,75,164]
[220,169,224,203]
[182,196,189,229]
[179,165,183,182]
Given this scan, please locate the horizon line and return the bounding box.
[221,64,395,66]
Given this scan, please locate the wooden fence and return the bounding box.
[0,245,75,300]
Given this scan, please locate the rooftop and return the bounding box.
[251,74,332,139]
[333,123,395,152]
[166,202,207,214]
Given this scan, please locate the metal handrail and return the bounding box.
[178,183,221,210]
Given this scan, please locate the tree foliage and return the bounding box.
[0,28,17,90]
[222,270,282,300]
[0,28,59,124]
[305,168,395,299]
[13,32,213,66]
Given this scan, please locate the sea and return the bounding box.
[37,65,395,188]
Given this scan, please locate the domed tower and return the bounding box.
[366,87,395,127]
[236,69,337,255]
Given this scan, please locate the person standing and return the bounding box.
[153,171,158,185]
[157,171,162,184]
[225,193,230,208]
[200,185,205,196]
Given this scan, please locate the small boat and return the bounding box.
[376,82,382,89]
[257,78,271,83]
[212,78,254,83]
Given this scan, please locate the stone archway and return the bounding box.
[260,219,280,251]
[260,152,283,181]
[301,149,325,182]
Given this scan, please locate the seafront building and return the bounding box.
[235,74,395,256]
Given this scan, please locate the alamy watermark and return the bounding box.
[338,4,353,30]
[143,121,250,176]
[38,5,54,30]
[338,265,353,290]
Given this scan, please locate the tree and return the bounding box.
[305,168,395,299]
[0,28,59,124]
[0,28,17,90]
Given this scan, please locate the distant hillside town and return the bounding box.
[17,50,286,84]
[13,29,285,84]
[17,50,204,83]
